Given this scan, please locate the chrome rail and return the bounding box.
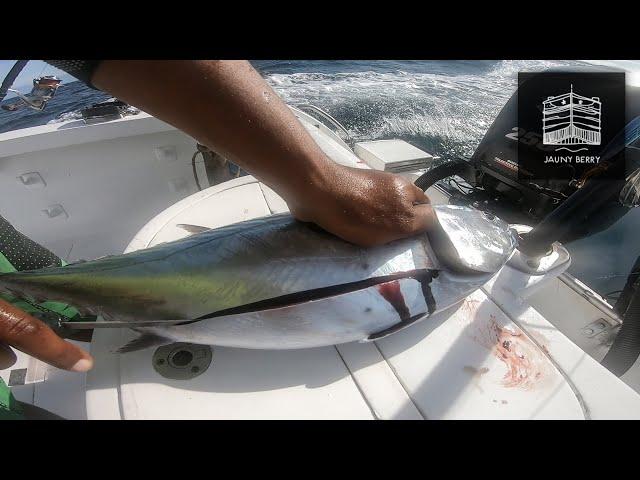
[558,272,622,324]
[295,104,353,146]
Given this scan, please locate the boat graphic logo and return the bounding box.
[542,84,601,153]
[518,71,624,181]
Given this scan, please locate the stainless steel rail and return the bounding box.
[295,104,353,146]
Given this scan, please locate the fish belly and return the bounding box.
[136,269,489,349]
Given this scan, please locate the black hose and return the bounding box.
[614,256,640,317]
[519,176,626,257]
[602,280,640,377]
[599,255,640,377]
[414,159,473,192]
[520,117,640,258]
[191,151,203,191]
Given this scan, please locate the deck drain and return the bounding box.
[152,343,212,380]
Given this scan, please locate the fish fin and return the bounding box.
[114,333,173,354]
[176,223,211,235]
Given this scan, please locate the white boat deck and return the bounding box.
[1,108,640,419]
[2,342,89,419]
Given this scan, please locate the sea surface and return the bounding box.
[1,60,639,299]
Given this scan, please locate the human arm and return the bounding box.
[91,60,436,246]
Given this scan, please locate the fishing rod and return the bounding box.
[0,60,28,103]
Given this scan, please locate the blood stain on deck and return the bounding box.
[471,314,549,390]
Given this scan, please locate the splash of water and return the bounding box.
[262,60,586,160]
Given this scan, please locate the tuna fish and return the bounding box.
[0,205,517,351]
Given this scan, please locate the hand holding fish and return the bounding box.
[286,162,436,246]
[0,60,441,372]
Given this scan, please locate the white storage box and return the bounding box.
[354,139,436,172]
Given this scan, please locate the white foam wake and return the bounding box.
[262,60,584,157]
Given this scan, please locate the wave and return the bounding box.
[262,60,586,158]
[3,59,592,151]
[556,147,589,153]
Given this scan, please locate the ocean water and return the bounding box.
[1,60,638,298]
[0,81,113,134]
[1,60,584,154]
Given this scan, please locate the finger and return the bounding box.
[411,203,438,233]
[0,342,17,369]
[409,183,431,205]
[0,299,93,372]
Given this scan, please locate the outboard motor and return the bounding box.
[413,66,640,377]
[469,66,640,223]
[417,66,640,229]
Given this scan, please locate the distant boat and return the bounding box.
[1,76,61,112]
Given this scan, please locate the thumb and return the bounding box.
[0,342,17,370]
[0,299,93,372]
[409,183,431,205]
[411,203,438,233]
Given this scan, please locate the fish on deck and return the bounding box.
[0,205,517,351]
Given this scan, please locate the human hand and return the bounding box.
[287,162,436,247]
[0,298,93,372]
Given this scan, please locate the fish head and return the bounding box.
[428,205,518,274]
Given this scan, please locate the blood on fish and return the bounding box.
[377,280,410,320]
